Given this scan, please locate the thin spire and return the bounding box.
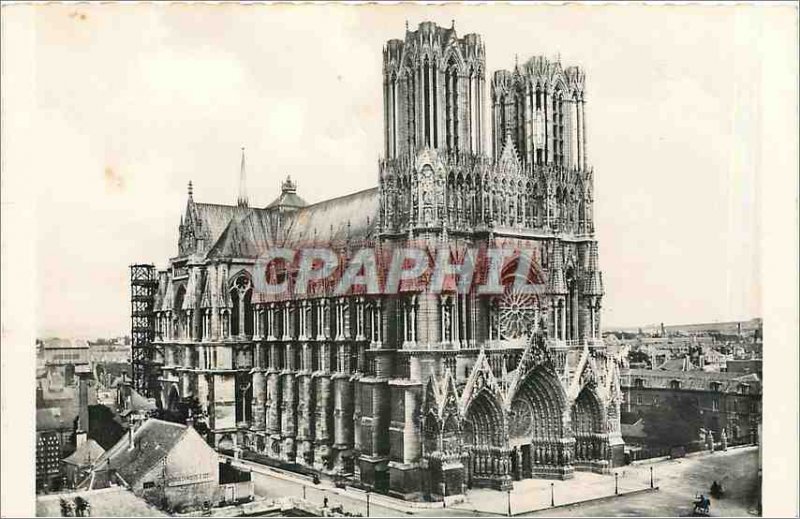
[187,180,193,200]
[237,147,249,208]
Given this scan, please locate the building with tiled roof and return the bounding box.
[85,419,220,512]
[63,439,105,489]
[138,21,625,501]
[620,368,761,444]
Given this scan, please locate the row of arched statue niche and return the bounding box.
[381,167,591,233]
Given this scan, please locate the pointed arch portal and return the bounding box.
[507,366,572,479]
[572,386,607,467]
[462,389,512,490]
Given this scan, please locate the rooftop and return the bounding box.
[36,487,167,517]
[623,368,761,394]
[63,439,105,467]
[91,419,188,488]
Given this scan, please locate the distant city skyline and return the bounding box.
[11,4,768,337]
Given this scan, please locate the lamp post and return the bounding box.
[302,485,306,500]
[615,472,619,495]
[650,466,654,489]
[507,488,512,517]
[366,491,370,517]
[550,482,555,507]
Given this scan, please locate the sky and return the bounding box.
[2,3,789,338]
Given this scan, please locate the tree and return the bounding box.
[642,396,703,448]
[88,405,125,450]
[158,396,209,436]
[60,498,74,517]
[627,349,651,367]
[73,496,89,517]
[185,396,209,436]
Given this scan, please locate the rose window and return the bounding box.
[499,290,538,340]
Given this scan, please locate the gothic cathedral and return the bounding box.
[150,21,624,501]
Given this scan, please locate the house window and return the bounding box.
[634,378,645,389]
[710,382,721,392]
[143,481,155,489]
[670,380,681,390]
[739,384,750,395]
[652,396,660,406]
[636,395,642,405]
[712,399,719,412]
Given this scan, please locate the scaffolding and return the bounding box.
[130,264,159,399]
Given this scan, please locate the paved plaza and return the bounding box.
[241,446,759,517]
[525,446,760,517]
[452,470,651,516]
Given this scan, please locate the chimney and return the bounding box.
[76,430,87,449]
[76,365,91,435]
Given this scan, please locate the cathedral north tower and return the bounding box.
[383,21,487,158]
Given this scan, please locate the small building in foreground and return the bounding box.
[85,419,219,512]
[83,418,253,513]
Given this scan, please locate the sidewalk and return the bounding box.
[222,454,448,515]
[451,471,654,516]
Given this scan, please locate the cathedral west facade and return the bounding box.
[148,21,624,500]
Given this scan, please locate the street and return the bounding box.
[237,446,759,517]
[524,447,760,517]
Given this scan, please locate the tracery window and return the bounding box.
[445,61,459,152]
[401,295,417,343]
[553,93,565,166]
